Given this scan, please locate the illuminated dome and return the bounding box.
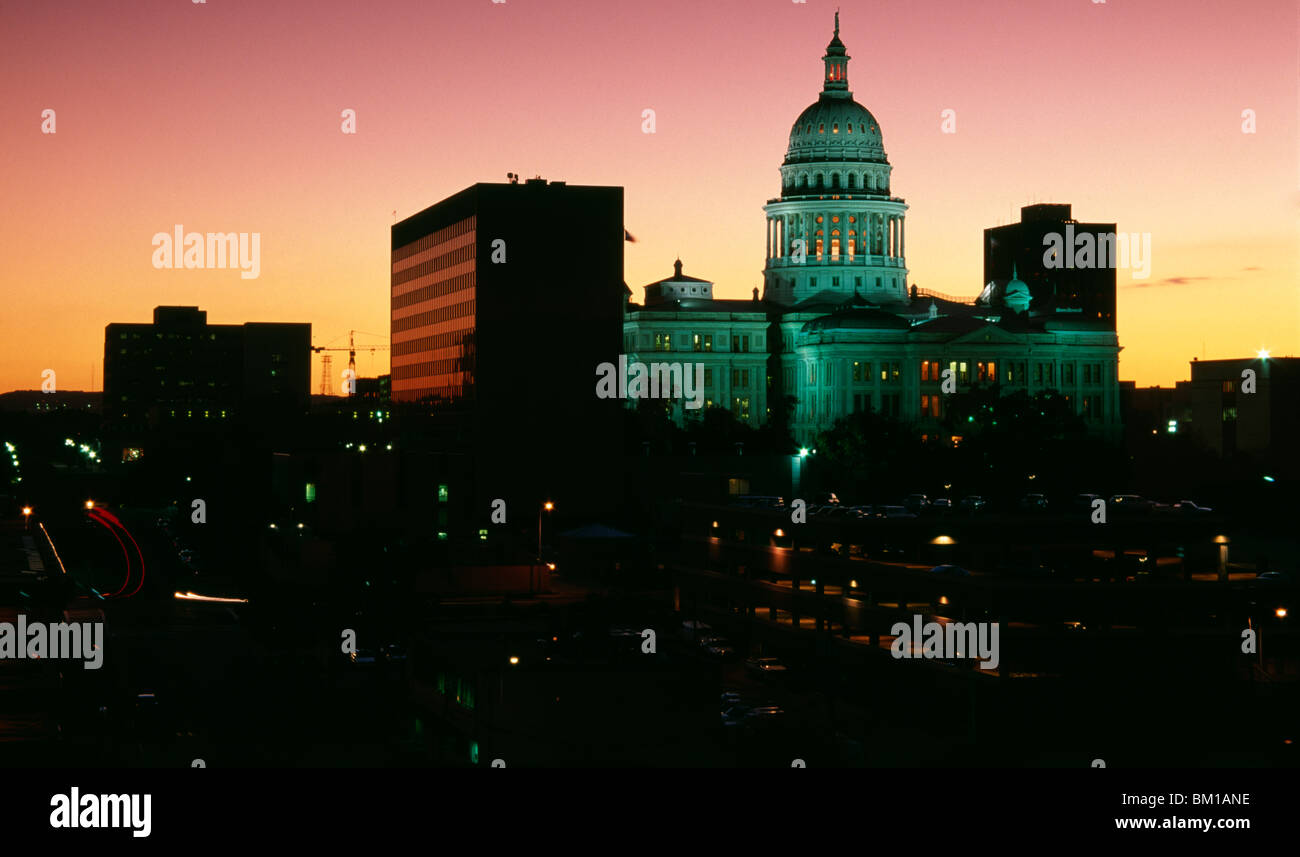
[785,102,885,165]
[783,12,887,166]
[762,13,909,307]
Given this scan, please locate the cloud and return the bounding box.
[1242,266,1262,271]
[1129,275,1211,288]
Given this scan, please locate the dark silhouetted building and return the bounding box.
[103,306,310,428]
[390,179,625,518]
[1176,356,1299,470]
[984,204,1118,328]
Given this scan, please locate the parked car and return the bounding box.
[705,643,738,661]
[904,494,930,514]
[1073,493,1103,511]
[931,498,953,512]
[736,495,785,509]
[741,706,787,731]
[1018,494,1049,512]
[1173,500,1213,514]
[1256,571,1292,584]
[929,564,972,577]
[745,657,788,677]
[879,505,917,519]
[681,620,712,640]
[1109,494,1153,514]
[721,704,752,727]
[959,496,987,513]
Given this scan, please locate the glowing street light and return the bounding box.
[84,500,95,510]
[1277,608,1288,619]
[22,506,32,530]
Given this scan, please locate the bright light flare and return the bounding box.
[174,591,249,603]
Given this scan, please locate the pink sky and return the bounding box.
[1,0,1295,393]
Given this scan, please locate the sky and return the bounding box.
[1,0,1295,393]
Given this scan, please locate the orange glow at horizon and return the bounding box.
[0,0,1294,395]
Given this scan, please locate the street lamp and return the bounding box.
[538,501,554,559]
[533,501,555,594]
[84,500,95,510]
[21,506,32,530]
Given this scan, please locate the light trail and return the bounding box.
[173,591,249,604]
[37,522,67,575]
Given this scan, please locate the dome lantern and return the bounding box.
[823,11,850,97]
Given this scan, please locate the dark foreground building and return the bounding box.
[983,203,1119,328]
[390,179,625,519]
[103,306,310,430]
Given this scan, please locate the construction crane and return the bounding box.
[311,330,389,395]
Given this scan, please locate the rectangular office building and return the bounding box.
[390,179,626,516]
[984,203,1118,328]
[104,306,310,428]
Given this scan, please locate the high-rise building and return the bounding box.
[390,180,625,514]
[983,203,1118,328]
[103,306,310,428]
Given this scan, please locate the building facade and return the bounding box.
[103,305,310,428]
[623,16,1123,446]
[984,203,1118,328]
[1126,356,1300,476]
[391,180,626,516]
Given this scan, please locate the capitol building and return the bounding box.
[623,15,1122,445]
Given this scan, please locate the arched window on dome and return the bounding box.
[866,173,875,191]
[831,173,841,189]
[847,123,853,135]
[859,124,865,134]
[847,174,856,189]
[815,232,823,260]
[818,123,824,134]
[831,230,841,261]
[815,174,824,190]
[807,124,812,134]
[832,122,838,134]
[847,230,856,261]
